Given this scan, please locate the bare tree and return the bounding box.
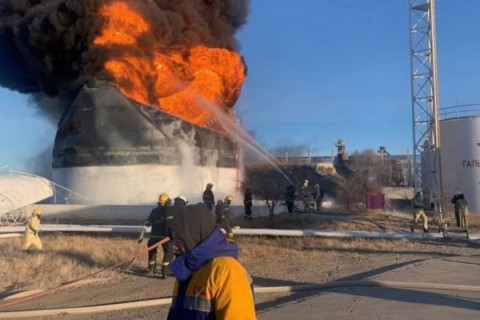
[336,149,386,210]
[243,164,289,216]
[242,163,336,215]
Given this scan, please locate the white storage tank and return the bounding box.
[440,116,480,214]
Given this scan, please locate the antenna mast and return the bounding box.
[408,0,443,220]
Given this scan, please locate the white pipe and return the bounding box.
[0,233,22,238]
[1,280,480,319]
[0,298,172,319]
[233,228,443,239]
[1,225,477,240]
[0,225,144,233]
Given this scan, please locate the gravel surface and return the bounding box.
[2,211,479,319]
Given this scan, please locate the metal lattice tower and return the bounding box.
[409,0,443,217]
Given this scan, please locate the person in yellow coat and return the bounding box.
[167,203,256,320]
[412,191,429,232]
[23,208,43,251]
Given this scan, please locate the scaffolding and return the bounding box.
[408,0,443,220]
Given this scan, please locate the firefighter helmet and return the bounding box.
[32,208,42,216]
[207,183,213,188]
[176,195,188,204]
[158,193,170,205]
[225,195,234,202]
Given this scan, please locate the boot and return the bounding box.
[161,264,173,279]
[148,261,156,275]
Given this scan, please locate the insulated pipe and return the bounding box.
[0,225,448,239]
[2,225,478,240]
[0,233,22,238]
[1,280,480,319]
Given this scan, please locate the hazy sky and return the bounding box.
[1,0,479,172]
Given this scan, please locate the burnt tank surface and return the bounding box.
[53,80,238,169]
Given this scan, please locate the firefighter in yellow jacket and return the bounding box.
[23,208,43,251]
[412,191,429,232]
[167,203,256,320]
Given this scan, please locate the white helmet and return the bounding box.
[176,195,188,204]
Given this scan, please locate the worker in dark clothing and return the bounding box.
[284,184,297,215]
[451,192,469,228]
[313,184,324,211]
[215,195,234,239]
[300,179,313,210]
[145,193,172,277]
[202,183,215,210]
[244,188,253,221]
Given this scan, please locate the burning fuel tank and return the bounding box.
[52,80,240,205]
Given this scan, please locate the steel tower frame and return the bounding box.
[408,0,443,217]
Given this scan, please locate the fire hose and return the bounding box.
[1,280,480,319]
[0,236,170,310]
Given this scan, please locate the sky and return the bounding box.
[1,0,479,172]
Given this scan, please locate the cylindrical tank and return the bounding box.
[52,81,240,205]
[440,116,480,214]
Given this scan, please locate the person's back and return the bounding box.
[451,192,465,227]
[168,204,256,319]
[457,197,469,228]
[148,206,168,236]
[215,199,226,223]
[145,193,171,276]
[412,194,424,209]
[203,183,215,210]
[285,185,296,214]
[411,192,429,232]
[285,185,296,201]
[244,188,253,220]
[458,198,468,211]
[168,198,187,220]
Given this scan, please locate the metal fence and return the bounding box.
[440,103,480,120]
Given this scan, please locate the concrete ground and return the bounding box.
[256,255,480,319]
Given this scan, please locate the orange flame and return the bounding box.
[94,2,245,130]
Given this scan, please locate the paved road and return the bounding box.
[256,255,480,320]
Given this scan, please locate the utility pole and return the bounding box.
[408,0,443,221]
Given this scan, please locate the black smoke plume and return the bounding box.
[0,0,250,120]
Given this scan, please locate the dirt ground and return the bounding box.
[1,209,479,319]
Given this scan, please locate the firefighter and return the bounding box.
[300,179,312,210]
[412,191,429,232]
[202,183,215,210]
[243,188,253,221]
[215,195,234,239]
[145,193,172,277]
[22,208,43,251]
[313,183,324,211]
[451,192,469,228]
[284,184,297,214]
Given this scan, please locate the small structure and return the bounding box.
[365,193,385,210]
[0,173,53,225]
